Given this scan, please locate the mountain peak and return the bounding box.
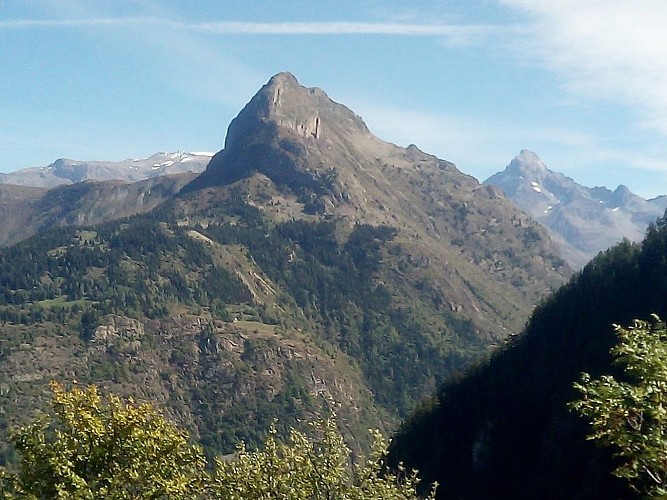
[613,184,631,196]
[267,71,300,87]
[485,152,667,268]
[189,73,375,191]
[220,72,370,151]
[518,149,540,159]
[511,150,548,174]
[483,150,552,202]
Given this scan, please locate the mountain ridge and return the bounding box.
[0,173,197,247]
[485,150,667,268]
[0,151,212,189]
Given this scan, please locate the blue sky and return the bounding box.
[2,1,667,198]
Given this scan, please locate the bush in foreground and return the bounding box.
[1,382,435,499]
[572,316,667,497]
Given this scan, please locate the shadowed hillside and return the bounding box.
[389,214,667,499]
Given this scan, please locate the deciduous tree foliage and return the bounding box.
[0,381,208,499]
[571,316,667,497]
[209,416,437,500]
[0,383,434,499]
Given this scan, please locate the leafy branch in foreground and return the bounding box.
[571,315,667,497]
[0,382,435,499]
[210,415,437,499]
[0,381,207,499]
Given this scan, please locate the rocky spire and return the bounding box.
[223,72,369,150]
[187,72,372,191]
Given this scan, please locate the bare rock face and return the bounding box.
[228,72,350,143]
[187,72,377,200]
[224,72,368,146]
[93,315,145,343]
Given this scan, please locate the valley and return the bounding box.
[1,73,665,499]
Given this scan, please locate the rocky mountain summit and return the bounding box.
[0,151,211,189]
[188,71,404,215]
[184,73,569,335]
[485,150,667,268]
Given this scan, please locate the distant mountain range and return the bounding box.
[0,73,568,463]
[0,173,197,247]
[0,151,211,188]
[0,152,212,247]
[2,143,662,271]
[485,150,667,268]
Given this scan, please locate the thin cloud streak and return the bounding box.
[188,21,515,37]
[0,17,156,28]
[0,17,520,38]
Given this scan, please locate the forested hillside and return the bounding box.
[389,214,667,499]
[0,195,500,463]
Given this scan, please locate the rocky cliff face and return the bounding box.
[188,72,377,203]
[485,150,667,268]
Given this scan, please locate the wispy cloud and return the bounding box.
[501,0,667,137]
[0,17,155,28]
[0,17,518,39]
[185,21,512,37]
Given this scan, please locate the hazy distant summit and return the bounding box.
[0,152,212,189]
[0,151,208,246]
[486,150,667,268]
